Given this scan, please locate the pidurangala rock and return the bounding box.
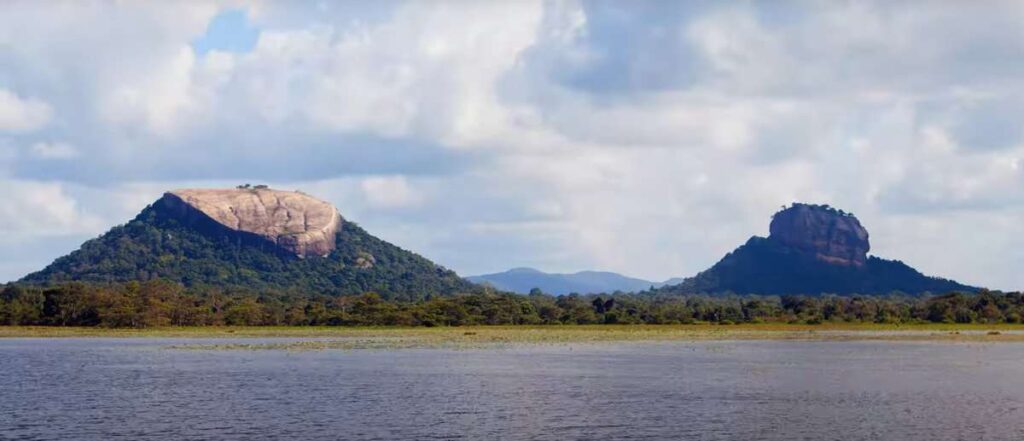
[768,203,869,266]
[21,186,479,299]
[158,188,341,258]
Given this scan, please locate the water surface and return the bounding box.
[2,338,1023,440]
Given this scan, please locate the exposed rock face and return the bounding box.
[768,203,870,266]
[160,188,341,257]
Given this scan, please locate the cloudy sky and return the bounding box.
[1,1,1023,290]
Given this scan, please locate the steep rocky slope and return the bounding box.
[162,188,341,257]
[768,203,869,266]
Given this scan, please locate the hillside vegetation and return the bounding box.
[22,202,478,301]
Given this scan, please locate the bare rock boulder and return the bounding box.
[768,203,870,266]
[160,188,341,257]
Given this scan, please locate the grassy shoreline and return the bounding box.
[4,323,1024,345]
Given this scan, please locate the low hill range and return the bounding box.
[21,187,978,297]
[468,268,684,295]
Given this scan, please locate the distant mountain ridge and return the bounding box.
[657,203,976,295]
[468,268,682,295]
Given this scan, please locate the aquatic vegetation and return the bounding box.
[6,324,1024,351]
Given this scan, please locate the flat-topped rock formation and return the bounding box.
[159,188,341,258]
[658,203,975,295]
[768,203,869,266]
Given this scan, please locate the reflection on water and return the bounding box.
[2,338,1024,440]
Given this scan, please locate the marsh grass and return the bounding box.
[5,323,1024,350]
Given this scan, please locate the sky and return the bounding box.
[1,1,1023,290]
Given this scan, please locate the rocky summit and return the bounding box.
[768,204,869,266]
[659,203,976,295]
[160,188,341,258]
[21,187,478,300]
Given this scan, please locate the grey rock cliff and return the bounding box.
[160,188,341,257]
[768,203,869,266]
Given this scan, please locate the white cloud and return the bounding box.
[30,141,79,160]
[0,89,52,133]
[99,47,200,134]
[360,175,424,209]
[0,180,104,238]
[189,1,546,147]
[0,1,219,137]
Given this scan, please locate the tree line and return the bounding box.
[1,281,1022,327]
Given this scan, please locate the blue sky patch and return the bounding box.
[192,9,259,55]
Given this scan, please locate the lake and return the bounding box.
[2,338,1024,440]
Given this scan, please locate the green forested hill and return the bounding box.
[657,236,975,296]
[21,202,479,301]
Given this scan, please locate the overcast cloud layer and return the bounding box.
[1,1,1022,290]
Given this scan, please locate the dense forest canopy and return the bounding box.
[22,201,478,301]
[1,281,1017,328]
[657,238,974,296]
